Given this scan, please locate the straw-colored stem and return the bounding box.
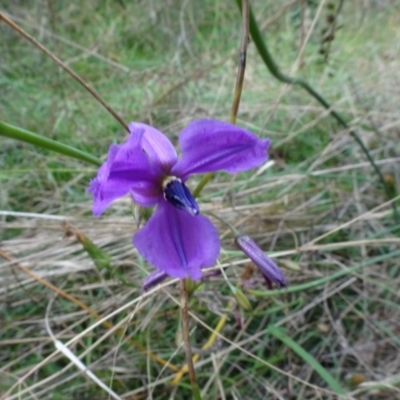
[179,280,202,400]
[193,0,249,198]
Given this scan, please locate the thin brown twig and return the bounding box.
[0,12,128,132]
[193,0,250,197]
[207,0,252,202]
[230,0,250,124]
[151,53,233,108]
[259,0,297,31]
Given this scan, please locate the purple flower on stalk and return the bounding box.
[89,119,270,280]
[235,235,287,288]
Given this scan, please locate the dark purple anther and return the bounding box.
[163,177,199,216]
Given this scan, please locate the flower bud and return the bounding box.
[142,270,168,292]
[235,236,287,288]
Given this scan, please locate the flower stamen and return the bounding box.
[163,176,199,216]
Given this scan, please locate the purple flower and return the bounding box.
[235,235,287,288]
[89,119,270,280]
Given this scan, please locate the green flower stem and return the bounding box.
[234,0,396,218]
[0,120,101,166]
[193,172,212,198]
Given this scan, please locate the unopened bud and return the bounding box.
[235,236,287,288]
[201,270,222,281]
[142,270,168,292]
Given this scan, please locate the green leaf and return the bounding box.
[64,224,138,287]
[76,231,112,272]
[268,325,346,395]
[231,285,252,311]
[0,120,101,166]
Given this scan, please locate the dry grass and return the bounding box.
[1,1,400,399]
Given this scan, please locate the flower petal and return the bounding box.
[129,122,177,172]
[130,187,162,207]
[88,131,161,216]
[171,119,270,180]
[133,201,220,280]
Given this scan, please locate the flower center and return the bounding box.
[162,176,199,216]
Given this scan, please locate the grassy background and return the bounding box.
[1,0,400,399]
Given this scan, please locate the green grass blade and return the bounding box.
[0,120,101,166]
[233,0,396,220]
[268,325,346,396]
